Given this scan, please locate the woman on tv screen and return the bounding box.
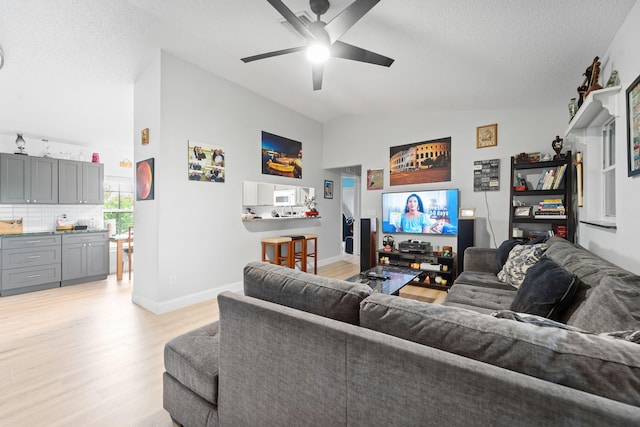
[383,189,458,235]
[395,193,430,233]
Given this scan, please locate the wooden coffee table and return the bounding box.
[399,285,447,304]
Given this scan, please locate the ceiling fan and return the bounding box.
[241,0,394,91]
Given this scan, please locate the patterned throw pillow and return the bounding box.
[497,243,548,288]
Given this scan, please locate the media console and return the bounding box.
[377,249,457,291]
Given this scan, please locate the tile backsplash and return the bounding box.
[0,205,104,232]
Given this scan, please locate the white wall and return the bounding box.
[572,1,640,274]
[323,107,568,252]
[132,51,340,313]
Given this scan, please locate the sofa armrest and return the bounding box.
[463,247,497,273]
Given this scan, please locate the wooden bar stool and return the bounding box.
[291,234,318,274]
[303,234,317,274]
[261,237,294,268]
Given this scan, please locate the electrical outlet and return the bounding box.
[170,275,177,286]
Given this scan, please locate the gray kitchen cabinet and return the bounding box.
[0,154,59,204]
[58,160,104,204]
[61,232,108,285]
[0,234,62,296]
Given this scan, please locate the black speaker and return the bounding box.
[457,219,475,273]
[360,218,377,272]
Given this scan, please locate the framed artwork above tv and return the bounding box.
[381,189,459,235]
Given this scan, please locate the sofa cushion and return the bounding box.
[565,275,640,333]
[164,322,220,405]
[360,293,640,407]
[243,261,372,325]
[510,256,578,319]
[544,237,637,291]
[454,270,514,290]
[443,283,516,312]
[497,243,547,287]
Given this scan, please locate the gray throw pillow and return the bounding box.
[510,256,578,319]
[497,243,547,288]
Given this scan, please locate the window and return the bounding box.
[602,119,616,218]
[103,177,134,235]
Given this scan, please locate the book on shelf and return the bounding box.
[533,165,567,190]
[553,224,567,238]
[552,164,567,189]
[534,213,567,219]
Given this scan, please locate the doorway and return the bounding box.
[341,172,360,259]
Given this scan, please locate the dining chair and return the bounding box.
[123,226,134,279]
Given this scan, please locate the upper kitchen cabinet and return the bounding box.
[0,154,59,204]
[58,160,104,204]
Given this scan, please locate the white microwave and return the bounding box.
[273,189,296,206]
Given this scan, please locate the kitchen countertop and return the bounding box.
[0,228,109,237]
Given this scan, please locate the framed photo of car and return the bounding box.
[513,206,532,218]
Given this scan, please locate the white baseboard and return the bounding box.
[132,280,243,314]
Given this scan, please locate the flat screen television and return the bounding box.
[381,189,459,235]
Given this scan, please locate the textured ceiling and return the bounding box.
[0,0,636,151]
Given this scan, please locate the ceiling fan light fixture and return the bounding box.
[306,43,330,64]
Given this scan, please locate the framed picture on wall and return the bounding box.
[261,131,302,179]
[476,124,498,148]
[324,180,334,199]
[626,73,640,177]
[136,158,155,201]
[389,137,452,185]
[187,140,225,182]
[367,169,383,190]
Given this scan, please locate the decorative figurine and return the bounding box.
[15,133,27,155]
[552,136,564,160]
[577,56,603,107]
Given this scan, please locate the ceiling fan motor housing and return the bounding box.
[310,0,330,17]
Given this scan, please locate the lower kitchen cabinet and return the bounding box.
[0,231,110,296]
[0,235,62,296]
[61,232,109,285]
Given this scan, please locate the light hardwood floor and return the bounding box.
[0,259,359,426]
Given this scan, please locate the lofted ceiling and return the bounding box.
[0,0,636,151]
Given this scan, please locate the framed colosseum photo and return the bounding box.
[389,137,451,186]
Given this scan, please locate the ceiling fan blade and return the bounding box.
[331,41,394,67]
[324,0,380,43]
[312,64,324,91]
[267,0,315,41]
[241,46,305,63]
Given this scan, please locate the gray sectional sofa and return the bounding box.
[163,237,640,426]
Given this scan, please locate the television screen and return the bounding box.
[381,189,459,235]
